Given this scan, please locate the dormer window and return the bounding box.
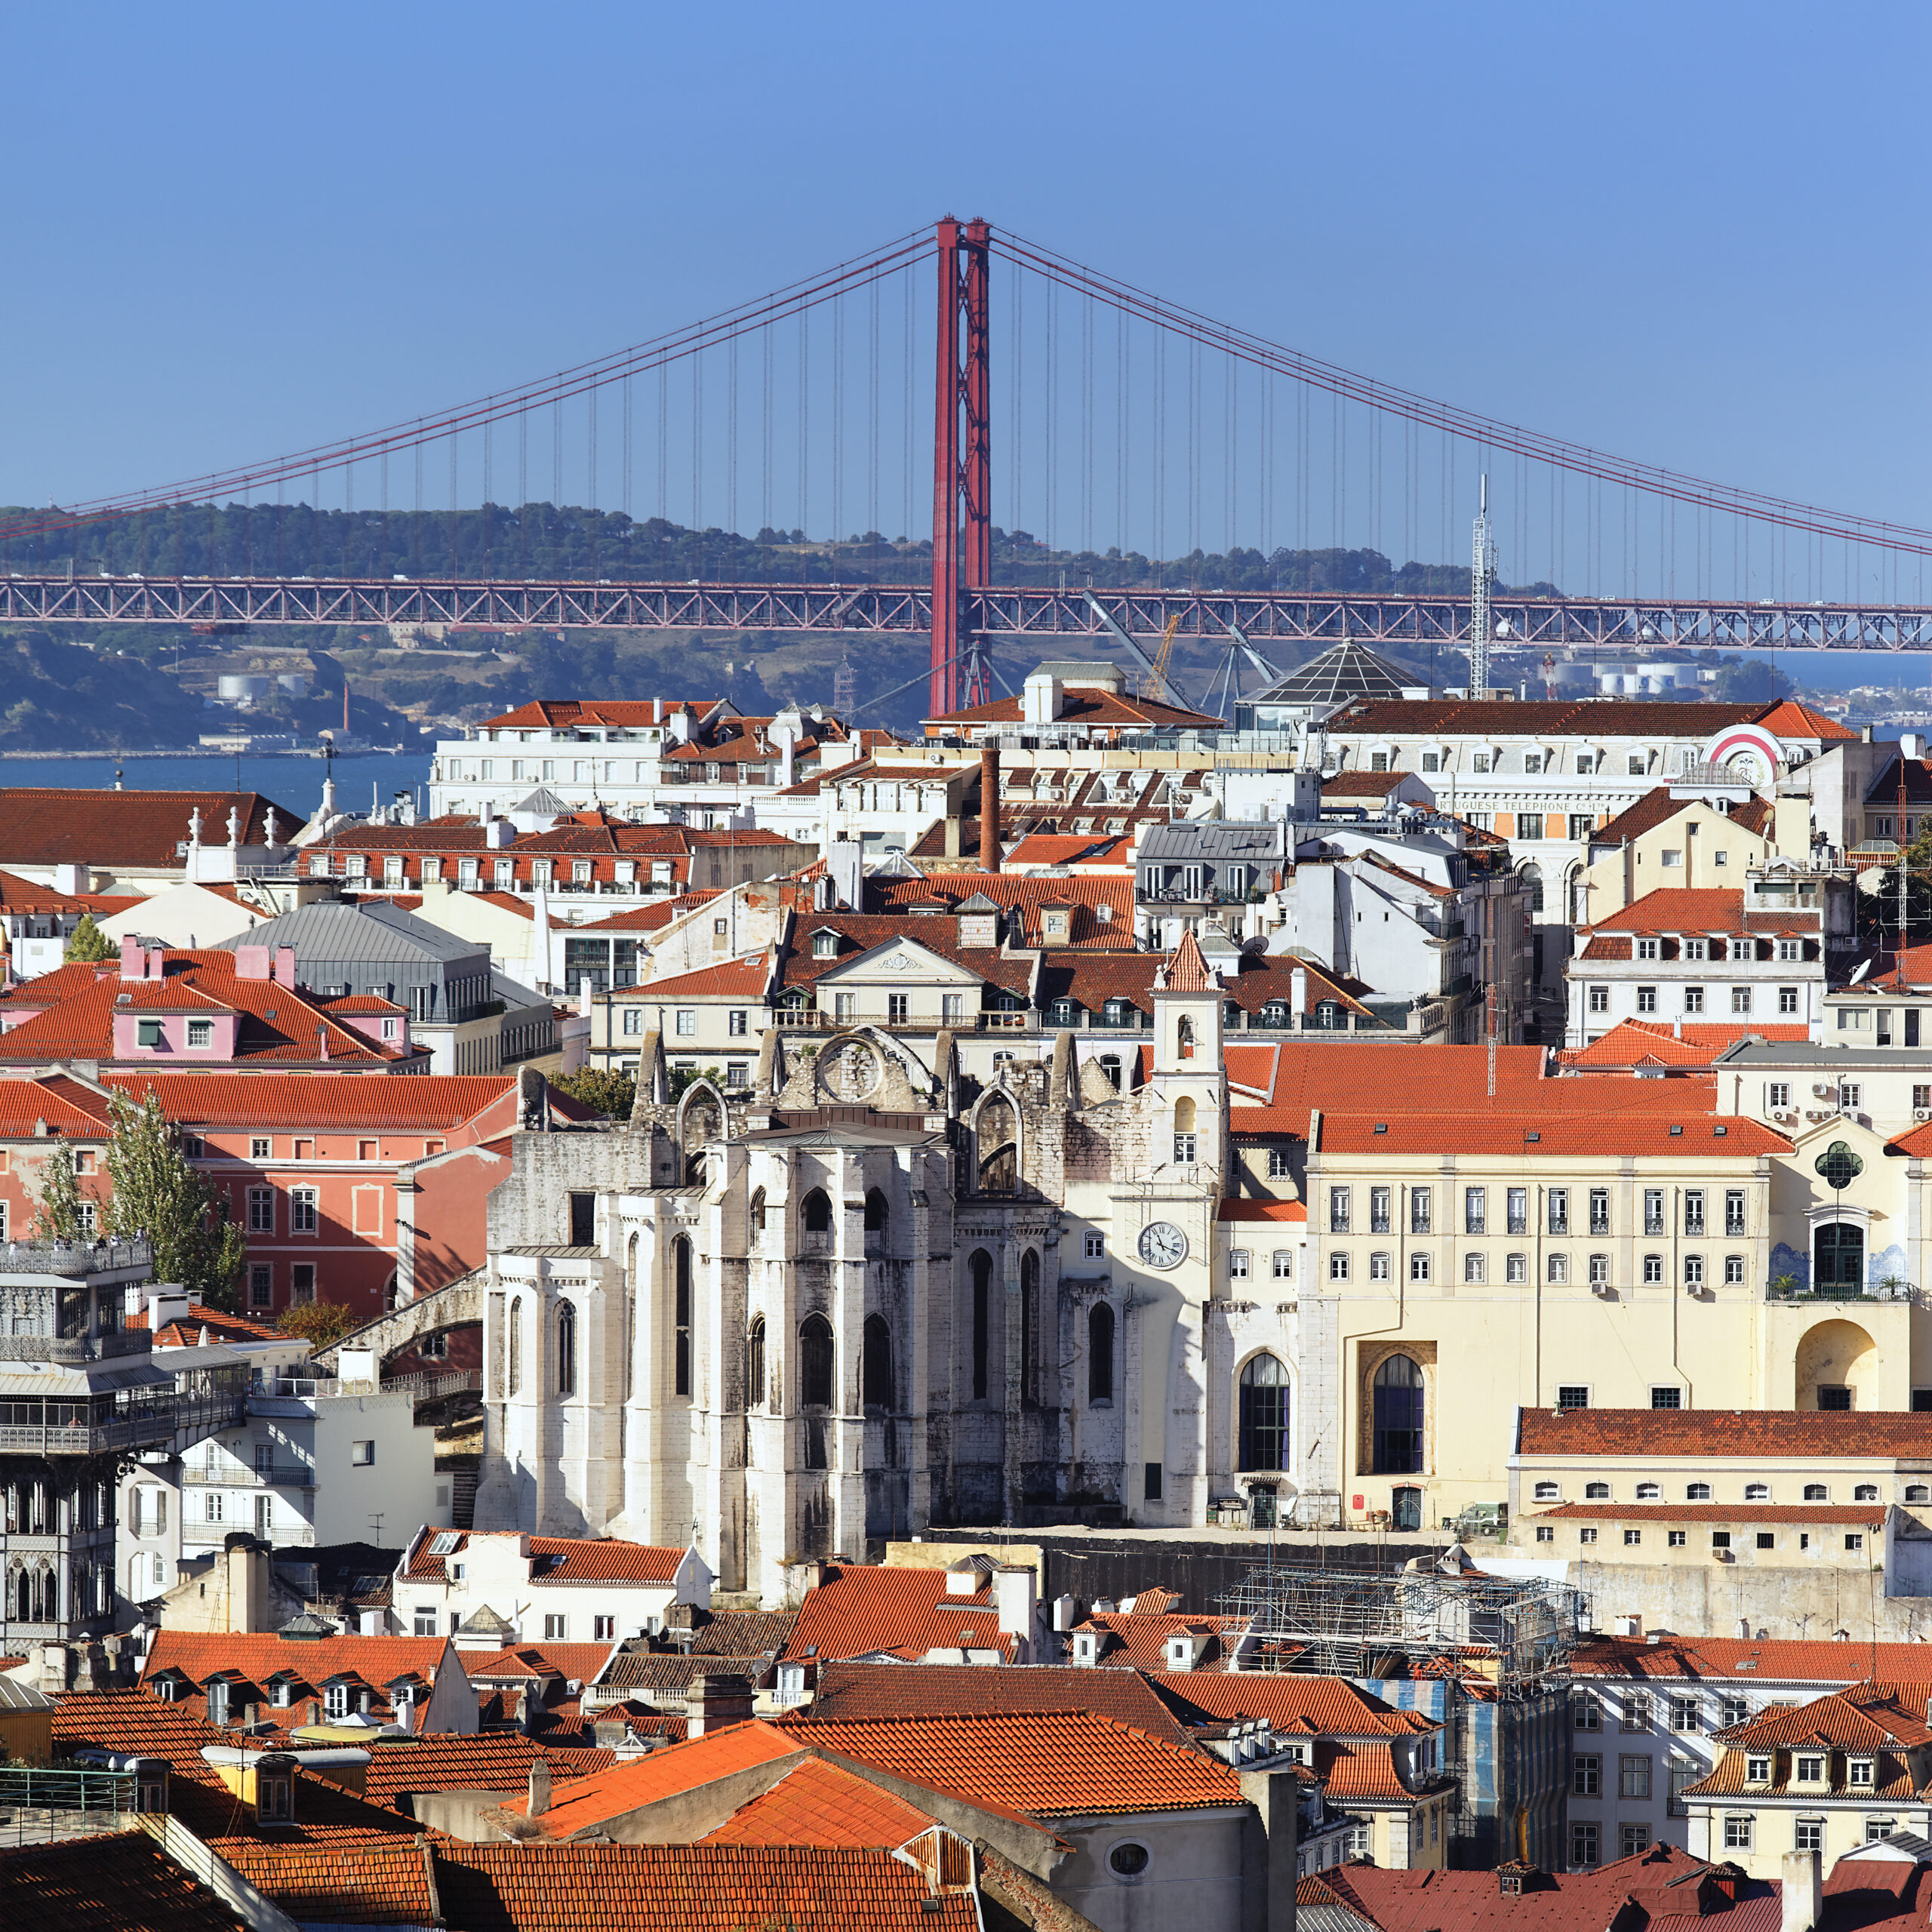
[1746,1755,1772,1783]
[1523,752,1543,774]
[1795,1755,1825,1784]
[1637,939,1660,960]
[1850,1758,1876,1787]
[812,931,839,959]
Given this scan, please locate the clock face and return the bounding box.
[1137,1221,1189,1269]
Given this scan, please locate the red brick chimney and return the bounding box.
[980,743,1000,875]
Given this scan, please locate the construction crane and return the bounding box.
[1140,614,1183,703]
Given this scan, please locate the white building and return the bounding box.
[392,1527,710,1643]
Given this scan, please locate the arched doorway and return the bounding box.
[1238,1354,1289,1472]
[1795,1318,1877,1411]
[1814,1222,1865,1294]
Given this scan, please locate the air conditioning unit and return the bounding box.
[1812,1083,1838,1098]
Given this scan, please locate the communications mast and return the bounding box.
[1469,473,1495,699]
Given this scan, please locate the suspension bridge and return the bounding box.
[8,217,1932,718]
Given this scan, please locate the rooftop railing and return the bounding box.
[0,1238,153,1278]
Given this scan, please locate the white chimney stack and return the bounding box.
[1779,1850,1820,1932]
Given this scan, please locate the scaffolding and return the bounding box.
[1218,1551,1586,1700]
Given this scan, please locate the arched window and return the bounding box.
[1372,1355,1424,1474]
[1803,1483,1828,1501]
[800,1313,834,1408]
[1088,1303,1115,1404]
[970,1249,992,1401]
[978,1098,1017,1194]
[507,1297,522,1395]
[863,1189,888,1232]
[863,1315,893,1408]
[672,1236,692,1398]
[748,1317,766,1409]
[1687,1482,1712,1500]
[557,1303,577,1397]
[625,1235,638,1401]
[1521,863,1544,914]
[1855,1484,1881,1502]
[801,1188,832,1233]
[1239,1354,1290,1472]
[1744,1482,1770,1502]
[1177,1014,1196,1060]
[1020,1248,1041,1407]
[1635,1482,1660,1500]
[1533,1481,1560,1501]
[749,1186,767,1234]
[1584,1481,1611,1500]
[1260,1000,1290,1029]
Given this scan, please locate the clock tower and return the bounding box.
[1115,929,1229,1527]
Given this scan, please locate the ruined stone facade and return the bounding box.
[469,946,1235,1602]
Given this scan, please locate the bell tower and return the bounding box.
[1149,930,1226,1176]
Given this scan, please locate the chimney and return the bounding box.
[1290,964,1309,1016]
[316,1026,329,1063]
[527,1758,551,1818]
[273,946,297,989]
[992,1565,1036,1663]
[980,743,1001,874]
[120,934,143,980]
[686,1672,755,1738]
[235,945,271,980]
[1780,1850,1820,1932]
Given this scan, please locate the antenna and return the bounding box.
[1469,474,1495,700]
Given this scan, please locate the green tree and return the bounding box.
[549,1066,638,1120]
[63,913,115,963]
[100,1088,247,1312]
[32,1144,99,1242]
[277,1301,361,1351]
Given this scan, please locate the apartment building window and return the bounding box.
[291,1264,315,1304]
[1329,1188,1351,1234]
[1573,1753,1601,1795]
[1556,1385,1589,1410]
[1794,1818,1823,1851]
[1724,1818,1754,1851]
[622,1008,643,1035]
[1683,986,1705,1014]
[291,1189,318,1235]
[1684,1190,1705,1236]
[835,993,856,1024]
[1506,1254,1527,1283]
[1622,1826,1651,1859]
[1569,813,1594,841]
[1780,987,1799,1014]
[1730,986,1752,1015]
[1464,1254,1485,1283]
[1266,1147,1293,1177]
[729,1011,748,1036]
[1409,1188,1431,1235]
[1670,1697,1700,1733]
[1574,1694,1601,1730]
[1589,1254,1610,1286]
[1369,1253,1390,1281]
[248,1187,274,1233]
[1409,1253,1431,1283]
[544,1615,567,1641]
[1329,1253,1350,1281]
[888,992,909,1024]
[1524,752,1543,774]
[1572,1823,1599,1868]
[1841,1082,1863,1110]
[1370,1187,1392,1234]
[1548,1254,1569,1283]
[1229,1251,1251,1281]
[1644,1189,1665,1235]
[1507,1188,1527,1235]
[943,994,964,1024]
[1626,1693,1651,1731]
[1174,1133,1196,1163]
[1464,1187,1486,1234]
[1636,938,1660,961]
[1652,1386,1680,1408]
[1721,1697,1749,1727]
[1472,752,1492,773]
[1547,1189,1568,1235]
[350,1441,374,1466]
[675,1010,697,1036]
[1420,752,1440,773]
[1272,1251,1292,1279]
[1588,984,1608,1014]
[1623,1528,1641,1546]
[1589,1188,1609,1235]
[248,1265,272,1309]
[1724,1255,1746,1284]
[1637,986,1657,1013]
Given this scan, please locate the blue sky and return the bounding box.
[3,2,1928,573]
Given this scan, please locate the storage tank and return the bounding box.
[275,672,309,697]
[217,675,272,705]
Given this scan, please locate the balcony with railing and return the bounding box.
[186,1463,317,1491]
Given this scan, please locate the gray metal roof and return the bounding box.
[217,899,488,968]
[1140,820,1287,861]
[510,786,574,817]
[491,967,550,1013]
[1251,638,1412,706]
[1714,1041,1932,1066]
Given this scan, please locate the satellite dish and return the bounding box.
[1850,959,1872,983]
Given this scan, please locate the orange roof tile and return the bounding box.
[1558,1018,1810,1070]
[1218,1198,1306,1222]
[1312,1106,1787,1158]
[477,697,722,731]
[1579,886,1820,938]
[358,1734,616,1811]
[1149,1672,1439,1739]
[802,1660,1194,1745]
[1161,930,1215,991]
[700,1755,934,1847]
[400,1528,687,1586]
[1717,1683,1932,1750]
[429,1844,980,1932]
[782,1710,1244,1817]
[781,1563,1014,1665]
[510,1720,802,1835]
[1571,1634,1932,1686]
[0,1831,247,1932]
[0,787,295,870]
[1517,1407,1932,1460]
[617,952,771,1001]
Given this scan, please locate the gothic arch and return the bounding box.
[973,1091,1019,1195]
[678,1081,727,1185]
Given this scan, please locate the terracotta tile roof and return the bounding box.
[924,688,1219,730]
[1218,1198,1306,1222]
[781,1564,1014,1666]
[100,1071,517,1129]
[1328,694,1847,742]
[1320,1844,1781,1932]
[1571,1634,1932,1685]
[399,1529,687,1586]
[1686,1746,1919,1801]
[1314,1737,1429,1801]
[700,1754,936,1847]
[774,915,1034,1005]
[1579,887,1820,938]
[152,1309,285,1347]
[1321,770,1416,797]
[0,1076,112,1137]
[571,889,723,934]
[0,951,419,1069]
[1001,832,1134,869]
[1149,1672,1438,1739]
[804,1660,1194,1745]
[1757,699,1858,741]
[0,787,295,870]
[1161,930,1214,990]
[688,1608,800,1659]
[51,1687,233,1761]
[140,1631,458,1725]
[1312,1105,1788,1158]
[617,952,771,1001]
[1517,1407,1932,1460]
[782,1710,1245,1817]
[1557,1019,1810,1070]
[1217,949,1376,1020]
[358,1734,616,1811]
[0,868,142,918]
[1534,1503,1888,1526]
[429,1843,980,1932]
[509,1720,804,1835]
[1590,788,1704,848]
[0,1831,248,1932]
[1075,1611,1247,1672]
[1715,1683,1932,1749]
[476,697,721,731]
[869,873,1136,949]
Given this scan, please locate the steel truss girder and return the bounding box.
[9,577,1932,651]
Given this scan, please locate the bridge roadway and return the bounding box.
[5,571,1932,651]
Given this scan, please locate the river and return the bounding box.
[0,750,435,820]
